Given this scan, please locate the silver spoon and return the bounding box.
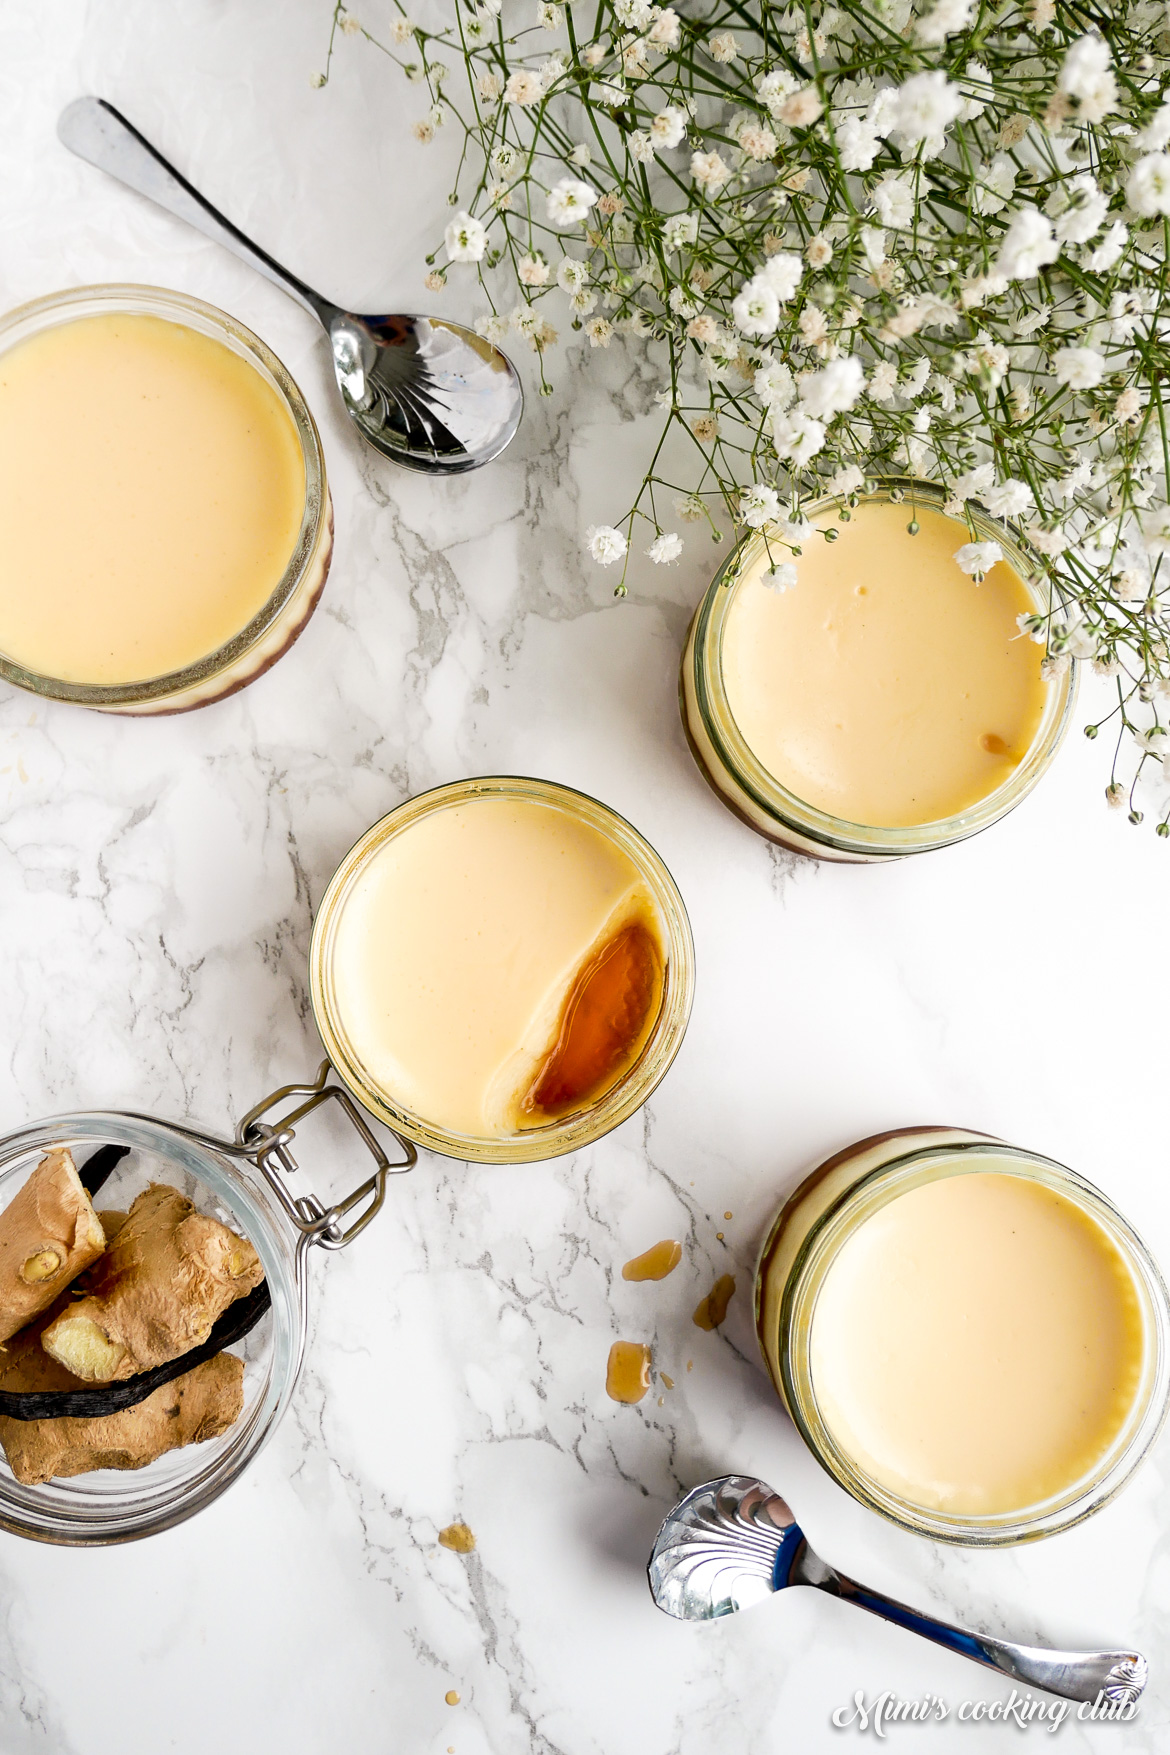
[57,97,523,475]
[648,1476,1147,1709]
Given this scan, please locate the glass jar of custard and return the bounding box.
[0,285,332,715]
[682,480,1076,861]
[310,776,696,1163]
[756,1128,1170,1546]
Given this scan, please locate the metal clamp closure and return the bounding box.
[236,1061,416,1250]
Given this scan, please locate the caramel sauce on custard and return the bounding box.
[521,913,664,1124]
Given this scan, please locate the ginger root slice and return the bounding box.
[0,1352,244,1485]
[40,1183,264,1384]
[0,1149,106,1344]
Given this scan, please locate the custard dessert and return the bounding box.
[323,793,667,1139]
[798,1166,1148,1519]
[720,500,1048,828]
[0,310,306,686]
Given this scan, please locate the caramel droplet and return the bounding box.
[439,1522,476,1553]
[606,1340,651,1403]
[622,1239,683,1282]
[661,1373,675,1389]
[723,1211,733,1221]
[693,1275,736,1331]
[445,1691,460,1706]
[980,732,1009,756]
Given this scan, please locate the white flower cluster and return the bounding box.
[353,0,1170,824]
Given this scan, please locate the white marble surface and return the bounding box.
[0,4,1167,1751]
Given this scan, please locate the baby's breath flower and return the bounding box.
[732,277,781,338]
[586,524,627,565]
[779,87,824,129]
[983,478,1034,520]
[754,360,796,409]
[954,539,1003,579]
[1053,346,1106,391]
[519,253,550,287]
[690,150,730,192]
[546,178,596,225]
[647,531,683,563]
[505,69,544,104]
[771,409,827,464]
[870,173,915,229]
[890,70,964,147]
[766,560,799,590]
[586,317,614,347]
[916,0,975,44]
[994,206,1059,281]
[799,356,865,419]
[557,255,589,294]
[1128,155,1170,219]
[445,211,488,262]
[649,7,680,46]
[475,312,511,345]
[837,116,880,171]
[740,483,781,527]
[709,31,738,63]
[662,212,698,251]
[1057,34,1117,124]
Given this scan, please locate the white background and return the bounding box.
[0,3,1165,1750]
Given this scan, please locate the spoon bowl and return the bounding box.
[58,98,523,475]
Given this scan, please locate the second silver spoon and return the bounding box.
[649,1475,1147,1710]
[58,96,523,475]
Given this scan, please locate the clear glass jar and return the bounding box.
[755,1128,1170,1546]
[681,480,1076,862]
[0,284,333,715]
[0,1068,408,1544]
[310,776,696,1164]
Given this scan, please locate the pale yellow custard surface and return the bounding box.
[809,1172,1146,1517]
[0,312,305,685]
[326,796,664,1139]
[720,501,1047,828]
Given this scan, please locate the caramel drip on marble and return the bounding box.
[621,1239,682,1282]
[606,1340,651,1403]
[693,1275,736,1331]
[438,1522,476,1553]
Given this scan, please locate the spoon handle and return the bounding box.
[810,1561,1146,1707]
[57,97,334,327]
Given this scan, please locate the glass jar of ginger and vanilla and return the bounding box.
[756,1128,1170,1545]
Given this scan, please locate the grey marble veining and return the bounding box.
[0,2,1166,1750]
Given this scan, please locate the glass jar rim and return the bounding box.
[689,477,1077,857]
[774,1139,1170,1546]
[309,775,696,1164]
[0,282,327,707]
